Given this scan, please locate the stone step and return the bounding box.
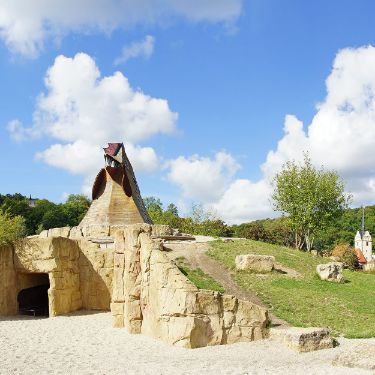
[269,327,335,352]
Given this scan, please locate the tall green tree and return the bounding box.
[272,154,351,251]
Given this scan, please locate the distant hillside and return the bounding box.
[232,205,375,251]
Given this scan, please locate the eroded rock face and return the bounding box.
[14,237,82,316]
[235,254,275,273]
[111,224,269,348]
[316,262,344,283]
[270,327,334,352]
[1,223,269,349]
[78,239,113,311]
[0,245,17,315]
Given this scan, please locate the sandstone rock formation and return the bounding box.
[1,223,269,349]
[13,237,82,317]
[0,245,17,315]
[316,262,344,283]
[235,254,275,273]
[111,224,269,348]
[270,327,334,352]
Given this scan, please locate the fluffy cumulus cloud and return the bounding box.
[8,52,177,190]
[114,35,155,65]
[167,152,240,202]
[262,45,375,205]
[167,45,375,223]
[0,0,242,57]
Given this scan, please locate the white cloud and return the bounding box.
[0,0,242,57]
[8,52,176,191]
[114,35,155,65]
[262,45,375,207]
[211,179,274,224]
[10,53,177,144]
[166,152,240,202]
[168,45,375,224]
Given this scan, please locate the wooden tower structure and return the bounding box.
[79,143,152,226]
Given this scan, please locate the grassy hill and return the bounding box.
[208,239,375,338]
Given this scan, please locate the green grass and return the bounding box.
[176,256,225,293]
[208,239,375,338]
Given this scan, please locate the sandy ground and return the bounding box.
[0,311,373,375]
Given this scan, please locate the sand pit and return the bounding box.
[0,311,373,375]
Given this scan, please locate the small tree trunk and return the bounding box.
[295,230,304,250]
[305,230,314,252]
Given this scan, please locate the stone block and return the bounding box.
[82,224,110,237]
[222,294,237,311]
[270,327,334,352]
[112,315,124,328]
[151,225,173,237]
[49,227,71,238]
[235,254,275,272]
[69,226,83,238]
[316,262,344,283]
[194,290,220,315]
[111,302,124,316]
[39,230,49,238]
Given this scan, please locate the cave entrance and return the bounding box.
[17,273,50,317]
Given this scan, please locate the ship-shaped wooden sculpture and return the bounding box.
[79,143,152,226]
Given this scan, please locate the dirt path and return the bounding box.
[166,241,288,327]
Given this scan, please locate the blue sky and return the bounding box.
[2,0,375,223]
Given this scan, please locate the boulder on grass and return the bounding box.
[316,262,344,283]
[235,254,275,273]
[270,327,334,352]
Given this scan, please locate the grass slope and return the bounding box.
[208,239,375,338]
[176,256,225,293]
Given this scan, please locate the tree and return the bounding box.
[41,206,69,230]
[272,154,351,251]
[62,194,91,226]
[143,196,163,211]
[165,203,179,217]
[190,203,217,224]
[0,210,26,246]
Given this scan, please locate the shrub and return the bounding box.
[233,218,294,247]
[0,210,26,246]
[332,243,357,270]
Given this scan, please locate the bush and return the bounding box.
[0,210,26,245]
[332,243,357,270]
[233,218,294,247]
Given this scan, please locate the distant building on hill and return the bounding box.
[28,195,37,208]
[354,207,373,264]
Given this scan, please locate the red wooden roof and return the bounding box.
[355,248,367,264]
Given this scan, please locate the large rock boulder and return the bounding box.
[235,254,275,273]
[316,262,344,283]
[270,327,334,352]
